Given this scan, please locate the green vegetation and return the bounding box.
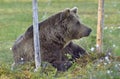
[0,0,120,79]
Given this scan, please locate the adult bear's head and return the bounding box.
[59,7,92,41]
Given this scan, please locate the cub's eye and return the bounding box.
[76,21,80,25]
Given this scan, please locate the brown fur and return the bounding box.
[12,7,91,71]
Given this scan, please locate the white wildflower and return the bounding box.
[108,52,111,56]
[21,58,24,61]
[118,64,120,66]
[107,70,112,74]
[113,44,116,48]
[105,56,111,64]
[104,62,107,65]
[111,27,113,29]
[105,56,109,62]
[90,47,95,51]
[10,48,12,50]
[107,70,110,74]
[97,64,100,67]
[118,26,120,29]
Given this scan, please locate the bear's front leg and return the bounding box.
[63,42,88,61]
[52,60,72,71]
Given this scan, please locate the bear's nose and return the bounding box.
[86,28,92,36]
[88,28,92,33]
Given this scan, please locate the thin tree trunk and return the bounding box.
[96,0,104,53]
[32,0,41,71]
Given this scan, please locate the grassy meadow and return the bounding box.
[0,0,120,79]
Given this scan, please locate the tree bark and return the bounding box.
[32,0,41,71]
[96,0,104,53]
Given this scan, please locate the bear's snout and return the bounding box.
[84,28,92,37]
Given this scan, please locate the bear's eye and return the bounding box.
[76,21,80,25]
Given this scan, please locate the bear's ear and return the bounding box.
[63,8,70,17]
[71,7,78,14]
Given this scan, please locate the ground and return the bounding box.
[0,0,120,79]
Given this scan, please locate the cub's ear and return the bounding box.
[71,7,78,14]
[63,8,70,17]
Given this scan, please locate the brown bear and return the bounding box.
[12,7,91,71]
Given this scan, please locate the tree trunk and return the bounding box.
[96,0,104,53]
[32,0,41,71]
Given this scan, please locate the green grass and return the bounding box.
[0,0,120,79]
